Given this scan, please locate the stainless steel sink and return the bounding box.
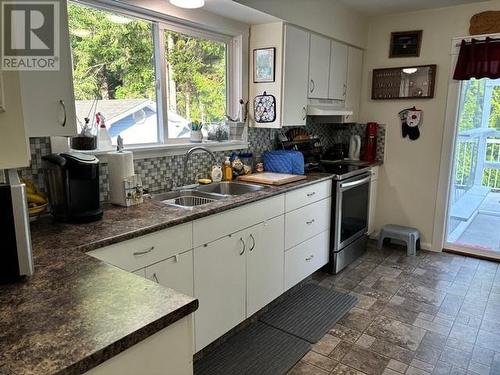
[151,190,226,209]
[196,182,268,196]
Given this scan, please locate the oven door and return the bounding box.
[333,173,371,252]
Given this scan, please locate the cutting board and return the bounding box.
[238,172,307,185]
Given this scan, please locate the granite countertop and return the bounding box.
[0,173,333,375]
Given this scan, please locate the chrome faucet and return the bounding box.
[183,146,218,186]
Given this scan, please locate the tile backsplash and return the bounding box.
[21,122,384,202]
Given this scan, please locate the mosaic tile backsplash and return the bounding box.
[20,123,384,202]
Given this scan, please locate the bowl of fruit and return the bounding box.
[22,179,49,219]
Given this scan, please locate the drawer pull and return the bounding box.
[133,246,155,256]
[305,255,315,262]
[152,273,160,283]
[239,237,246,256]
[249,234,256,252]
[306,219,315,225]
[307,192,316,197]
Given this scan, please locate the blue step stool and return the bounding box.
[378,224,421,256]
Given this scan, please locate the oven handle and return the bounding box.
[339,174,371,190]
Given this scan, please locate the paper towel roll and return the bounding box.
[108,151,134,206]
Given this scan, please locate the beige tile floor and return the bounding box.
[288,241,500,375]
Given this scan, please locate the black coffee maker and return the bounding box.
[42,153,103,223]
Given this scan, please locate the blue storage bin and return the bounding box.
[263,151,304,175]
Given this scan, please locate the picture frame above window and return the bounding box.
[253,47,275,83]
[389,30,423,58]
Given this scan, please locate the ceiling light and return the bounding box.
[169,0,205,9]
[402,68,418,74]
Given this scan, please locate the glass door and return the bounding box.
[446,78,500,257]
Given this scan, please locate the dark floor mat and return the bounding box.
[194,321,310,375]
[259,283,358,343]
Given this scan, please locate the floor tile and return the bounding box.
[366,316,426,351]
[312,334,342,356]
[356,334,376,349]
[448,323,479,344]
[466,361,490,375]
[439,347,471,370]
[476,330,500,352]
[338,307,377,332]
[329,341,354,362]
[370,338,415,365]
[387,359,408,373]
[329,324,363,344]
[288,361,330,375]
[341,345,389,375]
[302,351,339,372]
[331,363,368,375]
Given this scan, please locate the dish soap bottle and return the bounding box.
[223,156,233,181]
[97,112,113,151]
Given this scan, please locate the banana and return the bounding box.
[22,178,37,194]
[27,192,47,205]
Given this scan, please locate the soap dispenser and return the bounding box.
[223,156,233,181]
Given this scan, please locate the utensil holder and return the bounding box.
[190,130,203,143]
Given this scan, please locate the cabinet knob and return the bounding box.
[133,246,155,256]
[239,237,246,256]
[249,234,256,252]
[59,100,67,127]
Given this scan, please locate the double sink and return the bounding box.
[152,182,269,209]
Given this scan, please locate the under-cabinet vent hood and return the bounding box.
[307,105,353,117]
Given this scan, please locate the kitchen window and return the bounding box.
[68,2,233,148]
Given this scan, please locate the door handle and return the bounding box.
[133,246,155,256]
[59,100,67,127]
[239,237,246,256]
[249,234,256,252]
[310,79,315,93]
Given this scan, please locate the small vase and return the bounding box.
[190,130,203,143]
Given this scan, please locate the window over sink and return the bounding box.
[68,2,231,148]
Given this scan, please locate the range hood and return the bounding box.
[307,105,353,117]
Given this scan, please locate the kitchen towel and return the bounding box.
[107,151,135,206]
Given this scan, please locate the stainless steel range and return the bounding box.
[321,161,372,274]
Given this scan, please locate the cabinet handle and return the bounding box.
[133,246,155,256]
[306,219,315,225]
[302,106,307,121]
[305,255,315,262]
[152,273,160,283]
[249,234,256,252]
[239,237,246,256]
[307,191,316,197]
[310,79,315,93]
[59,100,67,127]
[343,84,347,97]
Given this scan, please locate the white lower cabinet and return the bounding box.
[285,230,330,290]
[368,166,379,236]
[194,232,247,351]
[146,250,194,297]
[246,216,285,317]
[84,315,193,375]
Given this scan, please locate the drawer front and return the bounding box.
[193,195,284,247]
[285,197,331,250]
[146,250,194,297]
[285,180,332,212]
[87,222,193,272]
[285,230,330,290]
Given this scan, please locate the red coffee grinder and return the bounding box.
[363,122,378,163]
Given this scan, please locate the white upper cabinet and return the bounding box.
[345,47,364,123]
[19,0,77,137]
[281,25,310,126]
[308,34,331,99]
[328,41,348,101]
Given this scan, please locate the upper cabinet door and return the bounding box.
[308,34,330,99]
[328,41,348,101]
[345,47,363,122]
[282,25,309,126]
[19,0,77,137]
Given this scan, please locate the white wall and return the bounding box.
[359,0,500,249]
[0,71,30,169]
[233,0,368,48]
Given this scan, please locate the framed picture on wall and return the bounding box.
[0,69,5,112]
[253,47,275,83]
[389,30,423,58]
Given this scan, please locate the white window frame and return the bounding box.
[69,0,247,157]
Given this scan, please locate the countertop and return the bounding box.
[0,173,333,375]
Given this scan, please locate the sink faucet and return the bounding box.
[183,146,218,186]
